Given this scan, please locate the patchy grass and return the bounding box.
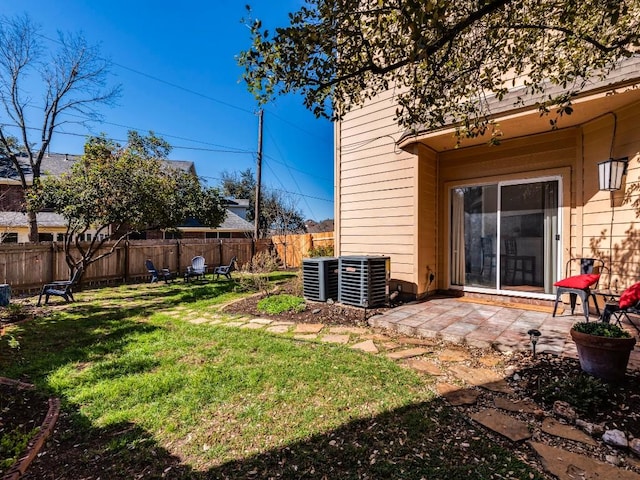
[257,294,306,315]
[0,278,545,479]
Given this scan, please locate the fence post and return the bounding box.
[124,240,130,283]
[50,242,56,282]
[176,240,181,274]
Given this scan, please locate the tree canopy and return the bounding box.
[239,0,640,140]
[37,132,226,275]
[0,14,120,241]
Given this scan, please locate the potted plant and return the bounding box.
[570,321,636,383]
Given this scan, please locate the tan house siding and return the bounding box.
[416,144,438,296]
[581,102,640,288]
[337,89,419,291]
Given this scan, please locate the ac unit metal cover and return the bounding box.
[302,257,338,302]
[338,255,390,308]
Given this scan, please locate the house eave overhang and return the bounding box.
[398,78,640,153]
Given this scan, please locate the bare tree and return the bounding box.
[266,191,306,268]
[0,14,120,242]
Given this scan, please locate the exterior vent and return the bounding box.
[302,257,338,302]
[338,256,390,308]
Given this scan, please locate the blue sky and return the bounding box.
[1,1,335,221]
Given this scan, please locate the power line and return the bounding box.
[263,153,332,182]
[58,110,253,153]
[264,125,317,219]
[114,62,257,116]
[1,122,255,155]
[201,174,332,203]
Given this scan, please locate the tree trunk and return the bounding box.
[27,210,39,243]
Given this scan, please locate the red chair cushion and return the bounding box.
[553,274,600,289]
[619,282,640,309]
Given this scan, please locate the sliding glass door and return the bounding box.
[450,178,559,294]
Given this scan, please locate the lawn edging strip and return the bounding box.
[1,377,60,480]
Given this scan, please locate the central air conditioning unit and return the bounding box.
[338,255,390,308]
[302,257,339,302]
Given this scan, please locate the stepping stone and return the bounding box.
[329,326,369,335]
[272,321,295,326]
[436,383,480,406]
[494,397,539,414]
[470,408,531,442]
[222,321,247,328]
[380,341,400,351]
[396,337,438,347]
[294,334,318,341]
[250,318,273,325]
[438,348,471,362]
[541,418,597,446]
[294,323,324,334]
[189,317,211,324]
[266,325,290,334]
[478,355,503,367]
[351,340,379,354]
[448,365,513,394]
[320,334,350,344]
[241,323,265,330]
[529,441,640,480]
[404,359,444,376]
[387,347,429,360]
[361,333,394,342]
[436,382,462,396]
[208,319,223,325]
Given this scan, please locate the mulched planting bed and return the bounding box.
[0,382,50,476]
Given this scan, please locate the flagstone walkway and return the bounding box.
[170,296,640,479]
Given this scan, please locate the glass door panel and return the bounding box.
[450,185,497,288]
[499,181,558,293]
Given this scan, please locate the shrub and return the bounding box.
[572,321,631,338]
[307,245,334,258]
[290,270,304,297]
[257,294,306,315]
[237,250,282,295]
[538,373,609,414]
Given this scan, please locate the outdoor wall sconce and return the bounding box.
[598,157,628,191]
[527,329,541,358]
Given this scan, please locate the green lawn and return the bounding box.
[1,277,544,479]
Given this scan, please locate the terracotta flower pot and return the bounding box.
[570,328,636,383]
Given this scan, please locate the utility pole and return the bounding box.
[254,109,264,240]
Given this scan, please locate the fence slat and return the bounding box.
[272,232,334,268]
[0,238,267,294]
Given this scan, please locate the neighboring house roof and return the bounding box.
[180,209,253,232]
[0,211,68,228]
[225,198,250,208]
[0,153,195,183]
[399,55,640,146]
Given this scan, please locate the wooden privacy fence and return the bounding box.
[271,232,334,268]
[0,238,272,294]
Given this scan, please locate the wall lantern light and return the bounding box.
[598,157,628,191]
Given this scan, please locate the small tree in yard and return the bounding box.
[35,132,226,279]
